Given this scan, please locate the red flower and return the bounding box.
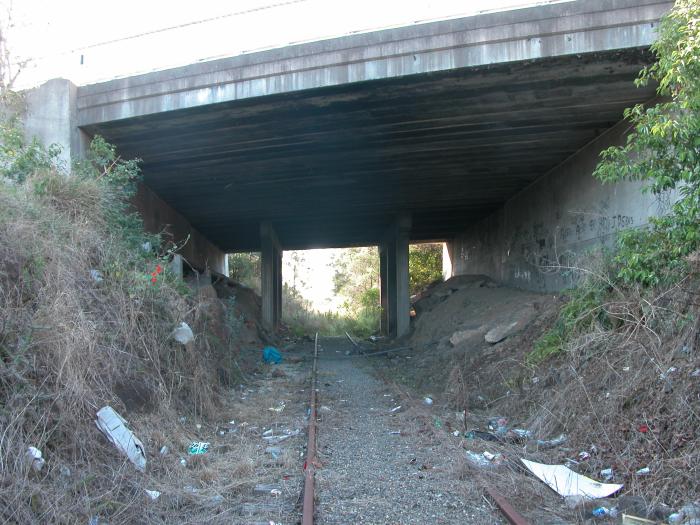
[151,277,157,284]
[638,424,649,433]
[156,265,162,274]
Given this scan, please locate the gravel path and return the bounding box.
[314,337,501,524]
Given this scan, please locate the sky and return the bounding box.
[5,0,567,89]
[5,0,563,309]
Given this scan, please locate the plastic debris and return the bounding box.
[636,466,650,476]
[159,446,169,456]
[26,446,45,472]
[452,430,460,437]
[59,465,71,477]
[691,369,700,377]
[592,507,618,518]
[465,430,500,442]
[465,450,502,468]
[510,428,532,439]
[320,405,332,412]
[621,515,658,524]
[521,459,623,499]
[172,322,194,344]
[263,429,300,444]
[179,458,187,466]
[265,446,282,459]
[263,429,274,437]
[141,241,152,253]
[262,346,282,364]
[488,417,508,435]
[95,406,147,471]
[188,442,210,455]
[535,433,567,449]
[89,269,103,283]
[423,397,433,405]
[196,424,202,430]
[600,468,614,481]
[269,402,286,413]
[145,489,161,501]
[390,405,402,413]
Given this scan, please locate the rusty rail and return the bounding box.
[302,333,319,525]
[485,487,531,525]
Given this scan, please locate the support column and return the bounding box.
[381,214,411,338]
[261,222,282,331]
[379,244,388,335]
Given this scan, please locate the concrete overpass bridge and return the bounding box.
[24,0,673,336]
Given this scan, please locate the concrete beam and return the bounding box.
[76,0,671,126]
[261,221,282,330]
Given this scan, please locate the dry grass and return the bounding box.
[0,171,300,523]
[439,270,700,518]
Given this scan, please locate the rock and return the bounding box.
[449,328,482,346]
[485,321,519,344]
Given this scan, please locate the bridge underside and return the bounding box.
[81,49,655,252]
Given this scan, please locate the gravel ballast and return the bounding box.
[313,337,502,524]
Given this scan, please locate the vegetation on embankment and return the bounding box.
[0,112,265,522]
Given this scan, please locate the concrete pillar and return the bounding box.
[379,244,388,335]
[23,78,89,170]
[261,222,282,330]
[381,214,411,338]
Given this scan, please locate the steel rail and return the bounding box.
[301,333,319,525]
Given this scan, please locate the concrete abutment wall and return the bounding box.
[23,79,228,276]
[448,119,666,292]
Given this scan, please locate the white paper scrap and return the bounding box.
[95,406,147,471]
[521,458,623,499]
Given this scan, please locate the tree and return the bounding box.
[593,0,700,286]
[409,243,443,295]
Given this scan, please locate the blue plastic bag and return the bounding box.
[262,346,282,364]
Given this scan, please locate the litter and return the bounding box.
[265,446,282,459]
[26,446,45,472]
[423,397,433,405]
[320,405,332,412]
[452,430,460,437]
[145,489,161,501]
[690,368,700,377]
[390,405,402,413]
[89,269,103,283]
[465,430,500,442]
[262,346,282,364]
[172,322,194,344]
[263,429,274,437]
[263,429,300,444]
[488,417,508,436]
[592,507,618,518]
[521,459,623,499]
[621,515,658,525]
[196,424,202,430]
[159,446,169,456]
[510,428,532,439]
[636,466,650,476]
[269,402,286,413]
[95,406,147,471]
[271,489,282,496]
[600,468,614,481]
[179,458,187,466]
[535,433,567,449]
[188,442,210,455]
[465,450,502,468]
[389,431,401,435]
